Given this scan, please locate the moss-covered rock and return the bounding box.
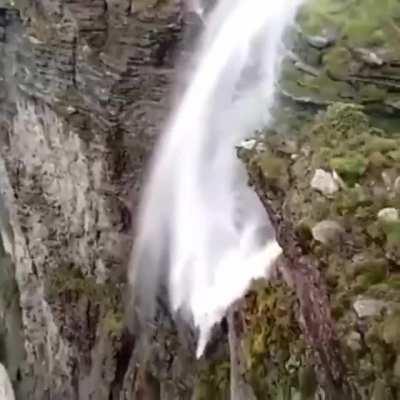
[241,102,400,399]
[241,280,315,399]
[193,360,230,400]
[46,266,124,342]
[281,0,400,113]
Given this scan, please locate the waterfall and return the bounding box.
[130,0,303,357]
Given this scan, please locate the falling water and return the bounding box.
[131,0,303,357]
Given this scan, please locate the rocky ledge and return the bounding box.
[281,0,400,115]
[1,0,400,399]
[238,102,400,399]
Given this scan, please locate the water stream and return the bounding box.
[131,0,303,357]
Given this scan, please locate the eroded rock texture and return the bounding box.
[3,0,400,399]
[0,1,205,398]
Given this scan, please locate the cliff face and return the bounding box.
[2,0,400,399]
[0,1,199,398]
[233,1,400,398]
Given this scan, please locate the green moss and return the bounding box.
[324,103,369,134]
[306,103,400,189]
[330,155,368,184]
[299,0,400,47]
[384,277,400,290]
[46,266,123,339]
[194,361,230,400]
[364,137,398,154]
[256,152,289,184]
[359,85,387,103]
[387,150,400,162]
[47,267,97,300]
[241,282,313,398]
[324,47,352,79]
[282,0,400,111]
[353,257,388,276]
[356,270,386,290]
[382,220,400,243]
[242,101,400,397]
[103,310,124,339]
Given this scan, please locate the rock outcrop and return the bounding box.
[0,1,204,399]
[281,0,400,115]
[2,0,400,399]
[239,102,400,399]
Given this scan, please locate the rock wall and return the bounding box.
[2,0,400,399]
[0,1,204,399]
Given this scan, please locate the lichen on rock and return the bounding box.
[281,0,400,113]
[241,101,400,398]
[241,277,316,400]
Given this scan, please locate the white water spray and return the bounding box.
[131,0,302,357]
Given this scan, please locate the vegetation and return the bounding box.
[46,266,124,340]
[238,102,400,398]
[281,0,400,112]
[298,0,400,47]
